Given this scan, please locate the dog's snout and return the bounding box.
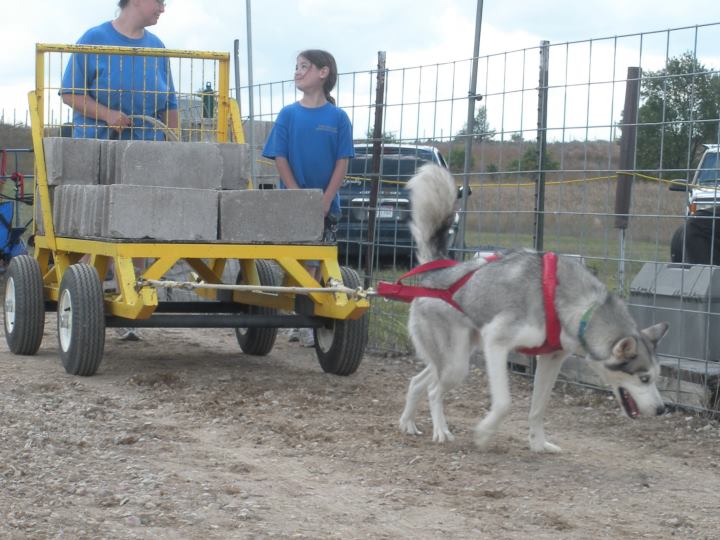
[655,404,666,416]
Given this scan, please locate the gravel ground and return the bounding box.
[2,313,720,539]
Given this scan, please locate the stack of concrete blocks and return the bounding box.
[41,137,324,301]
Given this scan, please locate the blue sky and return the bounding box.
[1,0,718,134]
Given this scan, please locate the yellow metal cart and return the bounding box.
[2,44,369,376]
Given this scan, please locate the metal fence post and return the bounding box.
[458,0,485,257]
[615,66,641,292]
[364,51,387,288]
[244,1,256,183]
[533,40,550,252]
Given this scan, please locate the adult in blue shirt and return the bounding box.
[60,0,178,140]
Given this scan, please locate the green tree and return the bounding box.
[448,146,474,173]
[636,52,720,173]
[364,129,398,144]
[510,147,559,173]
[456,106,496,142]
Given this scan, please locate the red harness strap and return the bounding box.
[376,255,500,313]
[516,252,562,355]
[376,252,562,355]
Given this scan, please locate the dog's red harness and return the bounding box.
[376,252,562,355]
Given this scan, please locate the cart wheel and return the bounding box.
[235,259,279,356]
[315,266,368,376]
[3,255,45,355]
[57,264,105,376]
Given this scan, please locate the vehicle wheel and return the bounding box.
[670,226,685,263]
[57,264,105,376]
[315,266,368,376]
[235,259,279,355]
[4,255,45,355]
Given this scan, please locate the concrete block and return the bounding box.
[99,140,130,185]
[35,186,54,236]
[53,185,102,237]
[241,120,279,189]
[42,137,101,185]
[218,189,323,243]
[115,141,223,189]
[102,185,218,241]
[217,143,251,190]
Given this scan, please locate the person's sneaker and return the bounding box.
[299,328,315,348]
[117,328,142,341]
[287,328,300,343]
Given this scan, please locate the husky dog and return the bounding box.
[399,164,669,452]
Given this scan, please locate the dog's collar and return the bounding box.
[577,303,602,360]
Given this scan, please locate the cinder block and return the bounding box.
[53,185,101,237]
[99,140,130,185]
[42,137,101,185]
[217,143,251,190]
[102,185,218,241]
[35,186,54,236]
[218,189,323,243]
[115,141,223,189]
[242,120,279,189]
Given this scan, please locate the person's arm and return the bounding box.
[61,93,131,133]
[275,156,301,190]
[323,158,349,216]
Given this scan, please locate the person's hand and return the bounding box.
[106,109,131,134]
[322,194,333,216]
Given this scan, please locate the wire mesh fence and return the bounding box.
[2,23,719,413]
[240,22,720,414]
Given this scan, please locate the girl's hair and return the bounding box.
[299,49,338,105]
[118,0,129,7]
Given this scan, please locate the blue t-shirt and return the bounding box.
[262,102,354,216]
[60,21,178,140]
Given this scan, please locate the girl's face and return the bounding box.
[294,56,328,93]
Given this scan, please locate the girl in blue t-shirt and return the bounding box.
[262,49,355,222]
[262,49,355,347]
[60,0,178,141]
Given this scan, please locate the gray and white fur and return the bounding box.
[399,164,669,452]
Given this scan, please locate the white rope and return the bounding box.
[126,115,179,142]
[138,278,372,300]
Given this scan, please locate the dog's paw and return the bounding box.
[529,440,563,453]
[399,417,422,436]
[432,428,454,443]
[473,427,494,449]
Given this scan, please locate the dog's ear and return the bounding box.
[612,336,637,359]
[641,322,669,347]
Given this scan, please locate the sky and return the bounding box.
[1,0,719,139]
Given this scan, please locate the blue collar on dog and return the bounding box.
[578,303,601,360]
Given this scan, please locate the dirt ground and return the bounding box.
[2,314,720,540]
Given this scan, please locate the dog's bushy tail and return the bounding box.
[407,164,457,263]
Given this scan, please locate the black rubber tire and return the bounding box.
[314,266,368,376]
[670,226,685,263]
[235,259,279,356]
[57,264,106,376]
[3,255,45,355]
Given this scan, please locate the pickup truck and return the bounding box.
[336,144,457,263]
[669,144,720,263]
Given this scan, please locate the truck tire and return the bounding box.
[235,259,279,356]
[57,264,106,376]
[3,255,45,355]
[670,226,685,263]
[314,266,368,376]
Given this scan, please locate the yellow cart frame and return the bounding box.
[4,44,369,377]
